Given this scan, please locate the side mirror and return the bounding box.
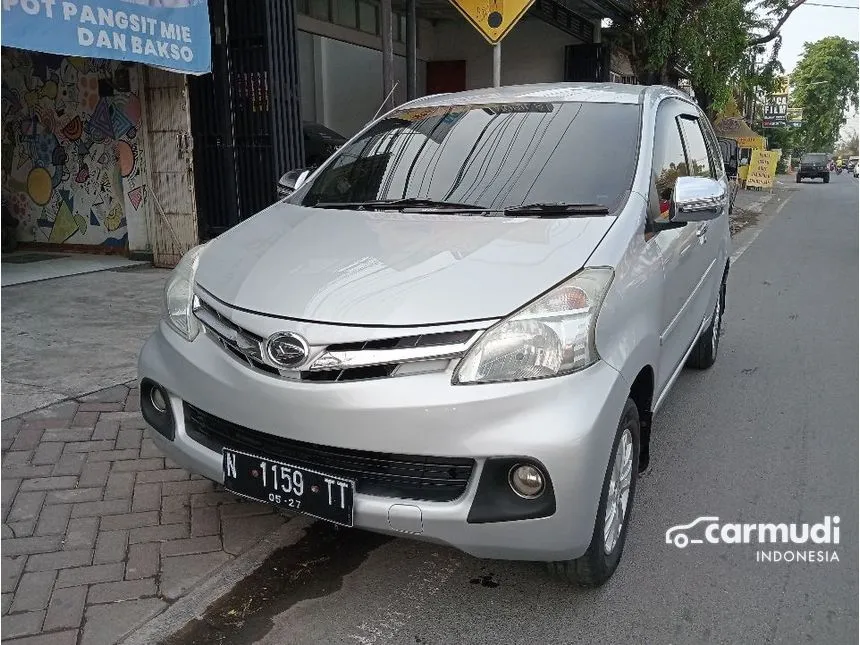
[276,168,311,199]
[669,176,727,223]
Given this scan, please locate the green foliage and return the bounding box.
[766,124,796,153]
[791,37,859,152]
[680,0,753,115]
[766,126,796,172]
[835,131,859,157]
[617,0,804,118]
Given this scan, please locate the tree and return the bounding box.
[612,0,806,119]
[791,37,859,152]
[835,130,859,157]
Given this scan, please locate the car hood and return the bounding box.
[194,203,614,326]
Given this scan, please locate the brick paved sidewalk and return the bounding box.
[1,383,288,644]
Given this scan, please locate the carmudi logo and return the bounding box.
[666,516,841,563]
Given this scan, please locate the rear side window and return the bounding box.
[678,117,714,178]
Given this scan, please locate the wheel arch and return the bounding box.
[628,365,655,472]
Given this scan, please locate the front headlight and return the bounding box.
[163,244,207,341]
[453,267,614,385]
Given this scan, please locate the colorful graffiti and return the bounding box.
[1,50,147,247]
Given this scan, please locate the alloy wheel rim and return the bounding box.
[604,428,633,555]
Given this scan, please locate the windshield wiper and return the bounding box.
[503,202,611,217]
[314,198,488,211]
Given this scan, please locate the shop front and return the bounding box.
[1,0,212,260]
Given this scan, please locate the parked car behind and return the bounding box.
[796,152,830,183]
[140,83,731,587]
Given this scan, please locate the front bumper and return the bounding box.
[138,321,631,561]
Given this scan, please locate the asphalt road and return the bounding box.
[170,174,859,645]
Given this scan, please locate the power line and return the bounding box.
[803,2,859,8]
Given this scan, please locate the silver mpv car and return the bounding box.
[139,83,730,587]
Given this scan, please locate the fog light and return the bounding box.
[150,386,168,413]
[140,379,175,441]
[509,464,545,499]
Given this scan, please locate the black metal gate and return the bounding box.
[190,0,304,240]
[563,43,611,83]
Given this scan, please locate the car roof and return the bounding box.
[398,82,688,110]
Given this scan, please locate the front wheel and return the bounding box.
[548,398,640,587]
[796,174,801,183]
[824,175,830,183]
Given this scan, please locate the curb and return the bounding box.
[122,516,313,644]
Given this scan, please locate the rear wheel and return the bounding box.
[824,174,830,184]
[796,175,802,183]
[687,275,726,370]
[548,398,640,587]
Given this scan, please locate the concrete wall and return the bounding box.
[294,14,585,137]
[306,36,428,136]
[297,13,433,137]
[1,49,150,251]
[429,17,585,89]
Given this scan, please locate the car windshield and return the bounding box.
[292,101,641,212]
[802,154,827,163]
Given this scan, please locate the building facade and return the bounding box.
[2,0,632,266]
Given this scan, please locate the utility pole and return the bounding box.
[406,0,417,100]
[380,0,395,112]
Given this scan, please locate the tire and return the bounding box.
[796,174,801,183]
[548,398,640,588]
[824,175,830,184]
[687,275,726,370]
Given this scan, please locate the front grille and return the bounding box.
[185,404,475,502]
[304,330,474,382]
[194,299,280,376]
[325,330,474,353]
[194,294,477,383]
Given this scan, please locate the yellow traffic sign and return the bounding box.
[448,0,537,44]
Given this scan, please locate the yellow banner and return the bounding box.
[746,150,779,189]
[769,149,781,175]
[737,136,766,150]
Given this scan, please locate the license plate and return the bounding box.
[222,448,354,527]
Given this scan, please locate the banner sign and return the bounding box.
[746,149,779,189]
[737,136,766,150]
[1,0,212,75]
[763,93,787,128]
[787,107,803,128]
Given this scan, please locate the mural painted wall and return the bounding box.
[1,48,148,248]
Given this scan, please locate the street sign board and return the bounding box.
[448,0,537,44]
[764,92,787,122]
[787,107,803,128]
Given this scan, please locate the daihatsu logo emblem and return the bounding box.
[265,332,309,368]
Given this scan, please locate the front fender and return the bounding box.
[590,199,663,390]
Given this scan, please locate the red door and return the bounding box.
[426,60,467,94]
